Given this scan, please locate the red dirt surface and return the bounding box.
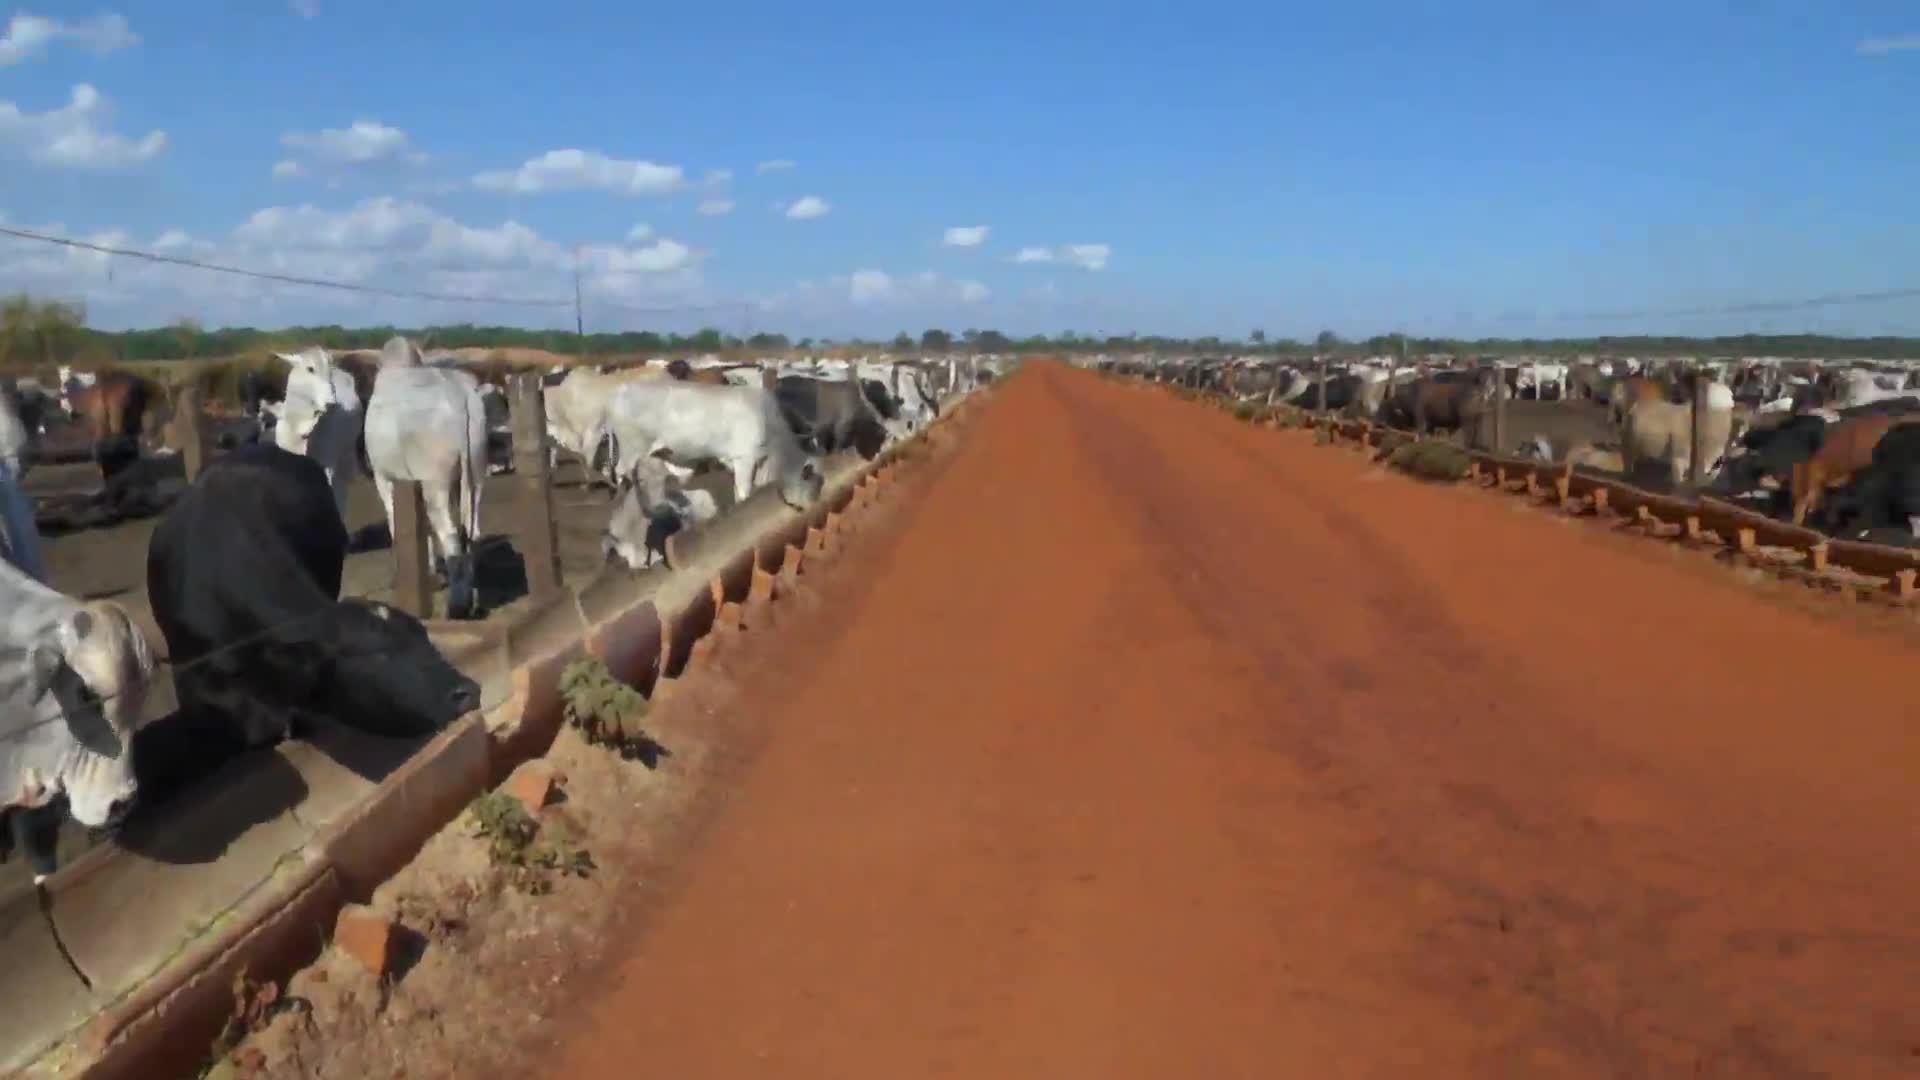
[544,364,1920,1078]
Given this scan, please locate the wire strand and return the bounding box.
[0,225,574,308]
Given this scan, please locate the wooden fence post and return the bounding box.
[509,373,563,599]
[1688,370,1711,490]
[392,479,434,618]
[1491,366,1508,454]
[170,384,209,483]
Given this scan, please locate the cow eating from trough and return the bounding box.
[600,457,723,571]
[1,551,156,857]
[145,443,479,764]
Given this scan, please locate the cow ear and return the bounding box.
[272,352,301,368]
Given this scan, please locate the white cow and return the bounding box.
[268,347,364,523]
[541,368,626,486]
[1834,369,1920,410]
[602,381,824,507]
[1,557,155,835]
[0,392,46,585]
[363,336,489,618]
[600,457,723,570]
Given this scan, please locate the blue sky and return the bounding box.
[2,1,1918,340]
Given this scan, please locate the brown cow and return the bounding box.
[1790,414,1920,525]
[1607,376,1667,426]
[665,359,731,385]
[68,371,159,483]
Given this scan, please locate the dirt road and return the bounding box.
[544,364,1919,1078]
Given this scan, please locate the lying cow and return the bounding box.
[146,443,479,757]
[600,457,722,570]
[605,381,825,507]
[775,375,891,460]
[1,552,155,843]
[363,336,490,618]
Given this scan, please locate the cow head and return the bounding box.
[272,347,342,445]
[299,600,479,737]
[779,460,825,511]
[378,335,425,370]
[29,602,155,828]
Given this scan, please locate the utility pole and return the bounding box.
[571,244,585,350]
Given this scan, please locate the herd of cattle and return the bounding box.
[1099,353,1920,544]
[0,339,998,886]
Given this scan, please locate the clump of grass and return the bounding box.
[557,656,653,757]
[1387,441,1471,482]
[1233,402,1259,422]
[467,791,594,896]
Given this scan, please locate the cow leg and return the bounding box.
[8,805,61,884]
[729,455,757,503]
[1908,515,1920,539]
[372,471,398,550]
[424,492,474,618]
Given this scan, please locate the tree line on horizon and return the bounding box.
[5,294,1920,367]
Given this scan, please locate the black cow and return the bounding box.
[1724,414,1828,494]
[145,444,478,772]
[773,376,890,460]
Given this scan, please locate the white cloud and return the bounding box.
[272,159,305,179]
[0,13,138,66]
[1011,242,1110,271]
[581,238,695,275]
[784,195,830,220]
[0,201,711,328]
[473,148,686,196]
[1062,243,1110,271]
[848,269,893,304]
[703,168,733,187]
[942,225,989,248]
[281,120,426,167]
[152,229,189,250]
[232,197,562,272]
[627,223,654,241]
[290,0,321,17]
[792,268,988,309]
[1859,34,1920,54]
[0,84,166,169]
[755,159,795,173]
[697,198,735,216]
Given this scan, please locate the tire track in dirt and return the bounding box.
[542,364,1920,1079]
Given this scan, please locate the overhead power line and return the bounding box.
[1580,287,1920,322]
[0,224,574,308]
